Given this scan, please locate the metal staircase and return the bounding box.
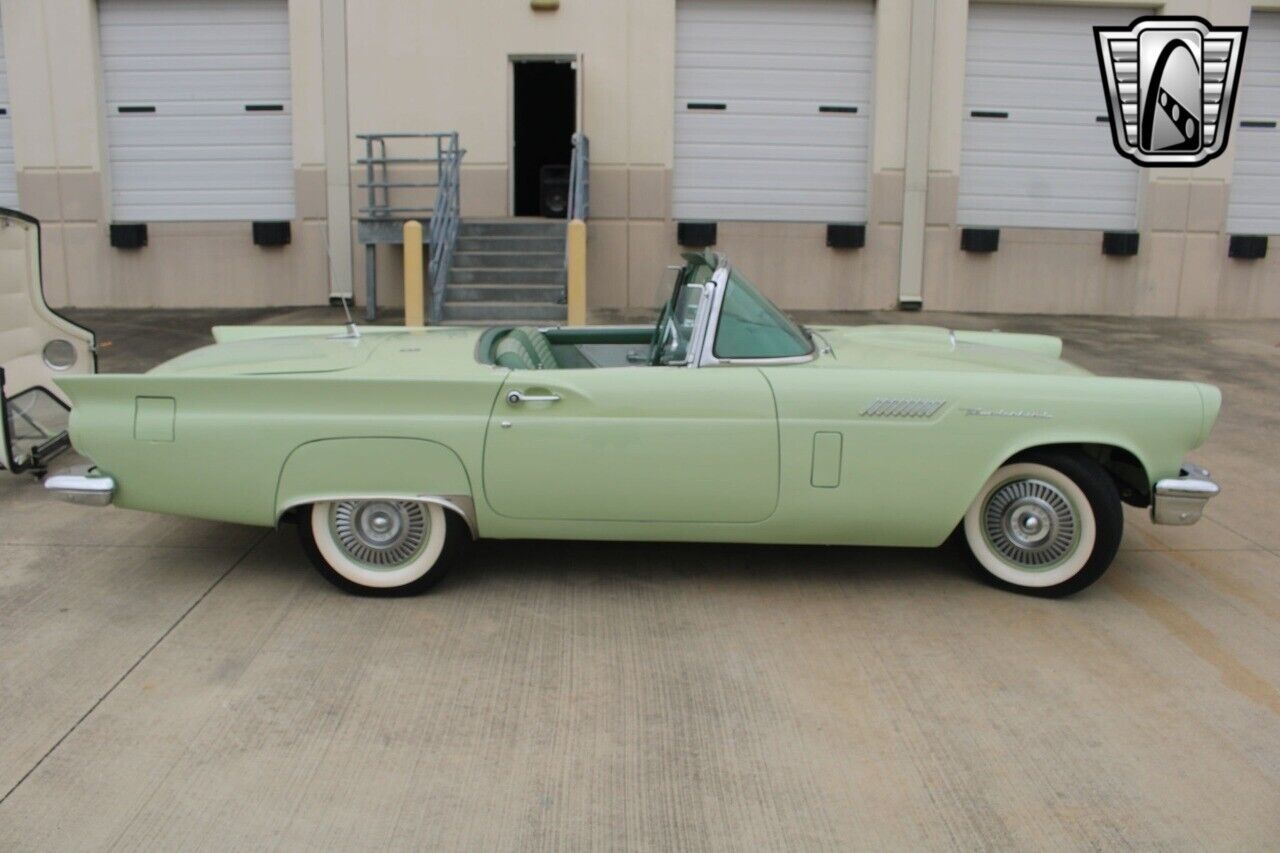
[442,221,567,324]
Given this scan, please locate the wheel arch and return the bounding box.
[1004,441,1151,507]
[274,437,478,537]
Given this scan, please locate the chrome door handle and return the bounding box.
[506,390,561,405]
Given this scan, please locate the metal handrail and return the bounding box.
[356,132,464,322]
[567,133,589,221]
[428,136,464,323]
[356,132,462,217]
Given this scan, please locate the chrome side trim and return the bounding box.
[279,493,479,539]
[1152,463,1220,525]
[44,464,115,507]
[862,398,946,418]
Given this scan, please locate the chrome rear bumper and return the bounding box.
[1152,463,1219,526]
[44,464,115,507]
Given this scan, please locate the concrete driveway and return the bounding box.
[1,308,1277,849]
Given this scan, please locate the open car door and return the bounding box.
[0,209,95,473]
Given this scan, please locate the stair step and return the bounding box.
[455,236,564,253]
[450,268,565,285]
[448,284,564,303]
[459,219,565,237]
[452,252,564,270]
[442,301,567,323]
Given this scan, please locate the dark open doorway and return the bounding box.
[512,59,576,217]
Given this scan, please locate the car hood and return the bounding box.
[149,333,386,376]
[810,324,1090,375]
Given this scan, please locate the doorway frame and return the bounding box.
[507,53,583,216]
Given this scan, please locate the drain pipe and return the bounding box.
[897,0,937,309]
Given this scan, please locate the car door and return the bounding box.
[0,209,96,472]
[483,365,779,523]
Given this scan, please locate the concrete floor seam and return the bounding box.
[0,530,270,809]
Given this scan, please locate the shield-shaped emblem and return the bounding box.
[1095,16,1247,167]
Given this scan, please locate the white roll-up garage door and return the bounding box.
[674,0,873,222]
[0,9,18,209]
[1227,12,1280,235]
[99,0,294,221]
[959,4,1141,230]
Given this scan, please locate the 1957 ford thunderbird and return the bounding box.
[1,211,1221,597]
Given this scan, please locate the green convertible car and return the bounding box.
[2,212,1220,597]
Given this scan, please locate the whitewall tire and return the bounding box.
[299,499,464,595]
[963,451,1123,597]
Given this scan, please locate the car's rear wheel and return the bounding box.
[963,451,1122,597]
[298,499,466,595]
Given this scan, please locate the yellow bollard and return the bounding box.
[566,218,587,326]
[403,220,424,327]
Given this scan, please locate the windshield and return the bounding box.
[713,269,814,360]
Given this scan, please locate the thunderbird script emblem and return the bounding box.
[1095,16,1247,167]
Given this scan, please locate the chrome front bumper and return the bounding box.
[1151,463,1219,526]
[44,464,115,507]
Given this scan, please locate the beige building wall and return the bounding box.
[3,0,1278,317]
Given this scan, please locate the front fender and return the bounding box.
[275,437,476,534]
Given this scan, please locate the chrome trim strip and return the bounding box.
[1151,463,1220,526]
[279,493,479,539]
[44,464,115,507]
[862,398,946,418]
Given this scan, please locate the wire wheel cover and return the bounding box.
[329,500,429,568]
[982,478,1078,569]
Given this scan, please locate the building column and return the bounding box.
[322,0,353,300]
[897,0,937,307]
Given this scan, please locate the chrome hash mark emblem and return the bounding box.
[1095,16,1247,167]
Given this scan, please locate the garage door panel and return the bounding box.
[112,161,295,189]
[675,159,864,189]
[108,117,291,149]
[959,4,1141,230]
[1227,13,1280,234]
[678,69,868,101]
[100,0,294,222]
[962,167,1138,200]
[966,77,1121,105]
[102,71,292,103]
[674,0,871,222]
[677,142,864,162]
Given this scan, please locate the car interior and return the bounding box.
[477,324,657,370]
[475,254,813,370]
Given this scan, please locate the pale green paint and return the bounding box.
[55,316,1220,548]
[485,367,778,523]
[811,432,842,489]
[275,437,471,519]
[132,397,175,442]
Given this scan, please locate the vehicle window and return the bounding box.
[713,270,813,360]
[654,261,714,366]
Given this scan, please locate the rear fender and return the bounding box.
[275,437,477,536]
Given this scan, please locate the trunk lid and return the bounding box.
[0,209,96,472]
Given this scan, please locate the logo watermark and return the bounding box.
[1095,16,1247,167]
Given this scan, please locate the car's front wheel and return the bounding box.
[298,499,467,595]
[963,450,1123,597]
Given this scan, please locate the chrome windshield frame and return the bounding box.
[691,258,818,368]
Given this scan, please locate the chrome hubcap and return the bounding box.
[330,500,428,567]
[983,478,1077,569]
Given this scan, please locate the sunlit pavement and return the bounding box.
[1,307,1277,848]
